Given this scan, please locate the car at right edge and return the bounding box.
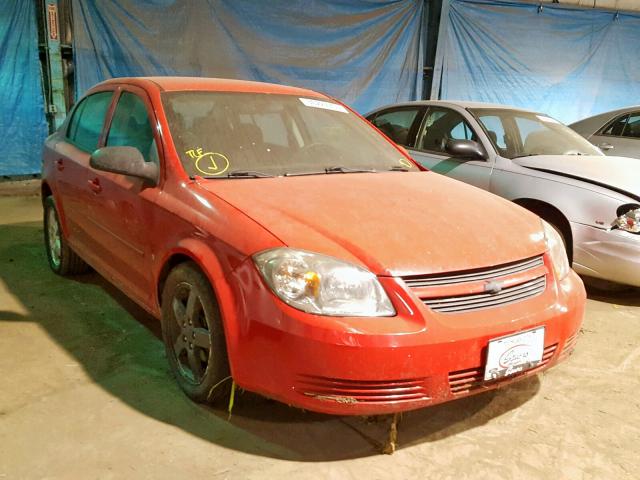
[570,106,640,159]
[367,100,640,288]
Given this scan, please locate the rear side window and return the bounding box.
[370,108,421,146]
[106,92,158,163]
[67,92,113,152]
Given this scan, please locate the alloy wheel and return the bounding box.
[169,282,213,384]
[47,207,62,269]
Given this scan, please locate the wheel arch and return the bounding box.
[155,241,242,375]
[513,198,573,262]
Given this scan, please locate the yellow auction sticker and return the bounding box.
[186,148,230,176]
[399,158,413,169]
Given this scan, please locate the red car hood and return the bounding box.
[198,172,546,276]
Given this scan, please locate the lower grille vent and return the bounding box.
[448,343,558,395]
[296,375,430,404]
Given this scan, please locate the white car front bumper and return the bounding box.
[571,222,640,288]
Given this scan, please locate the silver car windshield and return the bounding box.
[470,108,603,159]
[161,92,418,178]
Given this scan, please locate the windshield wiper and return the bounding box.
[226,170,274,178]
[388,166,410,172]
[193,170,274,179]
[283,170,325,177]
[284,166,378,177]
[325,166,377,174]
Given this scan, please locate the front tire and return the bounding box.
[43,196,90,275]
[161,262,231,405]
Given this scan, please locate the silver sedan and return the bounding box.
[570,106,640,159]
[366,100,640,288]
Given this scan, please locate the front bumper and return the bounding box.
[571,222,640,287]
[227,261,585,416]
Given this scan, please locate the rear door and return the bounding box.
[84,85,162,307]
[590,112,640,158]
[410,106,492,190]
[50,90,114,256]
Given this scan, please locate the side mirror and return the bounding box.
[445,139,487,160]
[90,146,158,185]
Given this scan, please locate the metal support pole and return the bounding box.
[42,0,67,129]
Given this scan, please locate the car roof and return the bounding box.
[368,99,536,115]
[570,105,640,125]
[96,76,327,98]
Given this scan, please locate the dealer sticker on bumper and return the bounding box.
[484,327,545,381]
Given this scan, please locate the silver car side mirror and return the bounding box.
[445,139,487,160]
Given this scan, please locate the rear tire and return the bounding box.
[43,196,90,275]
[161,262,231,405]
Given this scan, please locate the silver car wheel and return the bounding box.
[47,207,62,268]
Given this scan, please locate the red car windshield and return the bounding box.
[161,92,417,178]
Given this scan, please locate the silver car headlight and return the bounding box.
[542,220,570,281]
[253,248,395,317]
[613,207,640,233]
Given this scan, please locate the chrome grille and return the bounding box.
[403,255,544,288]
[422,276,546,313]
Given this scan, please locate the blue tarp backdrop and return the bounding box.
[72,0,425,114]
[0,1,48,176]
[432,0,640,124]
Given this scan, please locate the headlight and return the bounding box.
[253,248,395,317]
[542,220,570,281]
[613,207,640,233]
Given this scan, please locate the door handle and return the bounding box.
[88,178,102,194]
[55,159,64,171]
[598,142,614,151]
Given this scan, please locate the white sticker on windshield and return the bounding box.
[299,98,348,113]
[537,115,561,124]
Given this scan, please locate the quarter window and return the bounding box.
[416,107,477,153]
[67,91,113,152]
[370,108,421,146]
[106,92,158,163]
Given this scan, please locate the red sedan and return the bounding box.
[41,77,585,415]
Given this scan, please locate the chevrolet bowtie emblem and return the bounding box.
[484,280,503,294]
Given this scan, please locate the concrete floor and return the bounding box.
[1,194,639,479]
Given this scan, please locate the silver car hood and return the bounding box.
[512,155,640,198]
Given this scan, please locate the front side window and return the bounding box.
[67,91,113,152]
[602,114,629,136]
[106,92,158,163]
[161,92,419,178]
[370,108,421,146]
[472,108,602,159]
[476,115,508,152]
[622,113,640,139]
[416,107,477,153]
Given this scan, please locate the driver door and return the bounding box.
[85,86,162,308]
[409,106,492,190]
